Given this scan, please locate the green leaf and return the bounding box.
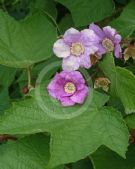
[125,114,135,129]
[0,88,109,133]
[111,1,135,37]
[18,57,60,88]
[0,86,128,167]
[0,65,16,113]
[0,87,10,114]
[91,145,135,169]
[108,96,125,114]
[0,65,16,87]
[0,134,64,169]
[59,14,74,34]
[29,0,57,19]
[99,53,135,114]
[72,158,93,169]
[126,63,135,75]
[0,134,50,169]
[55,0,115,27]
[49,105,128,167]
[0,10,57,68]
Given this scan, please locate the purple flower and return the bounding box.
[53,28,98,71]
[47,71,89,106]
[89,23,122,58]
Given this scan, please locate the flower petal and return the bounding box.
[80,59,91,69]
[114,44,122,58]
[97,44,107,56]
[60,97,75,106]
[53,39,70,58]
[48,83,64,100]
[64,27,79,36]
[76,84,85,90]
[47,79,58,99]
[70,86,89,104]
[79,53,91,69]
[47,73,67,98]
[64,28,80,44]
[81,29,100,45]
[89,23,104,39]
[103,26,116,39]
[89,46,99,55]
[62,56,80,71]
[114,34,122,44]
[69,71,85,84]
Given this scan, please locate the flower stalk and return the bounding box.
[27,66,33,90]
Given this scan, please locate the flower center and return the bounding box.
[102,38,114,51]
[70,43,85,56]
[64,82,76,94]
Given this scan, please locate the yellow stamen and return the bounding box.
[71,43,85,56]
[102,38,114,51]
[64,82,76,94]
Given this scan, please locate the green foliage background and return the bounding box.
[0,0,135,169]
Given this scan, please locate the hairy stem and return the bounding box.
[27,66,33,89]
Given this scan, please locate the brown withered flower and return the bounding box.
[94,77,111,92]
[124,45,135,61]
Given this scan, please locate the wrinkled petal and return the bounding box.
[47,73,69,99]
[97,44,107,56]
[89,23,105,39]
[69,71,85,84]
[83,45,98,57]
[114,44,122,58]
[103,26,116,39]
[48,83,64,99]
[80,29,100,45]
[70,86,89,104]
[114,34,122,44]
[61,71,85,85]
[89,46,98,55]
[64,28,80,45]
[76,83,85,90]
[48,88,57,99]
[79,53,91,69]
[60,72,85,87]
[47,78,59,99]
[80,58,91,69]
[53,39,70,58]
[64,27,79,37]
[62,56,80,71]
[60,97,75,106]
[47,73,59,91]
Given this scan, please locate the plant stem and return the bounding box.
[27,66,33,89]
[0,134,17,141]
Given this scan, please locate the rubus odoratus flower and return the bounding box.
[53,28,98,71]
[89,23,122,58]
[47,71,89,106]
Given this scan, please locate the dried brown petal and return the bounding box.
[90,54,99,65]
[124,46,135,61]
[94,77,111,92]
